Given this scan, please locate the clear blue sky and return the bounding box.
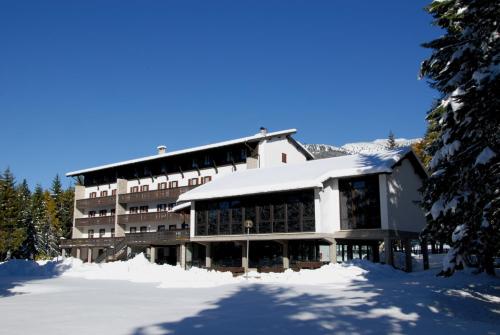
[0,0,440,189]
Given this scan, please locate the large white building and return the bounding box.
[62,128,429,272]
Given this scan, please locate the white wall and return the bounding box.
[258,136,308,168]
[317,178,341,233]
[386,158,426,233]
[84,183,117,198]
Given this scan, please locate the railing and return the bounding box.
[75,216,114,227]
[117,212,188,224]
[76,196,116,209]
[60,237,121,248]
[118,186,196,204]
[95,238,128,263]
[125,229,190,244]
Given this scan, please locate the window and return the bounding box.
[204,155,211,165]
[226,151,233,163]
[89,192,97,198]
[99,209,107,217]
[282,153,287,163]
[88,211,96,218]
[169,225,177,231]
[157,225,166,232]
[130,227,136,233]
[157,204,167,212]
[140,226,147,233]
[130,186,139,193]
[140,185,149,192]
[339,176,381,230]
[99,229,105,238]
[139,206,148,213]
[169,181,178,188]
[111,228,115,237]
[167,203,176,211]
[111,189,117,196]
[110,209,115,215]
[192,159,198,168]
[158,182,167,190]
[240,148,247,160]
[188,178,199,186]
[201,176,212,184]
[88,229,94,238]
[100,190,108,197]
[129,207,138,214]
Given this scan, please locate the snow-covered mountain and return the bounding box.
[304,138,421,159]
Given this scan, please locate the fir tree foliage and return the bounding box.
[420,0,499,275]
[387,131,397,149]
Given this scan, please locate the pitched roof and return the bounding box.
[66,129,299,177]
[178,148,417,201]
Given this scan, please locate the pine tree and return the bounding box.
[60,187,74,238]
[419,0,499,275]
[386,131,397,149]
[32,185,60,259]
[0,168,26,260]
[17,179,36,259]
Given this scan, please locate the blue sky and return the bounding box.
[0,0,440,189]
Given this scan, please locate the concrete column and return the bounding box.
[384,237,393,266]
[282,241,289,269]
[205,243,212,268]
[87,248,92,263]
[61,249,66,259]
[329,240,337,264]
[76,248,81,260]
[347,244,353,260]
[180,243,186,269]
[404,239,413,272]
[241,243,248,270]
[150,247,156,264]
[420,239,429,270]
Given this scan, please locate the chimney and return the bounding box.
[157,145,167,155]
[259,127,268,135]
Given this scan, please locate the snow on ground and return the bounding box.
[0,255,499,335]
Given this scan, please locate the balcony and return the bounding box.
[117,212,188,225]
[76,195,116,209]
[60,236,120,248]
[75,216,115,227]
[118,186,195,204]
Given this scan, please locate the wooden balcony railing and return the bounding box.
[76,195,116,209]
[75,216,115,227]
[118,186,196,204]
[117,212,188,225]
[60,237,122,248]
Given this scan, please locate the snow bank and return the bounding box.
[1,254,407,288]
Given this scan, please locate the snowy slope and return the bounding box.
[305,138,421,159]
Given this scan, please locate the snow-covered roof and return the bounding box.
[171,202,191,212]
[178,148,414,201]
[67,129,298,177]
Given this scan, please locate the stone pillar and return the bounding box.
[205,243,212,269]
[241,243,248,270]
[150,247,156,264]
[329,240,337,264]
[180,243,186,269]
[384,237,393,266]
[404,239,412,272]
[421,239,429,270]
[87,248,92,263]
[282,241,289,269]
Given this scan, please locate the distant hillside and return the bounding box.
[304,138,421,159]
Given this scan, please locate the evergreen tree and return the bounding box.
[17,179,36,259]
[60,187,74,238]
[386,131,397,149]
[419,0,499,275]
[0,168,26,260]
[32,185,59,259]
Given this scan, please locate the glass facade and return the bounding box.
[339,175,381,229]
[195,190,316,236]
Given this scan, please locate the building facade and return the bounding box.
[62,128,429,273]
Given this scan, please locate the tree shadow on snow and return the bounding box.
[131,268,500,335]
[0,259,70,298]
